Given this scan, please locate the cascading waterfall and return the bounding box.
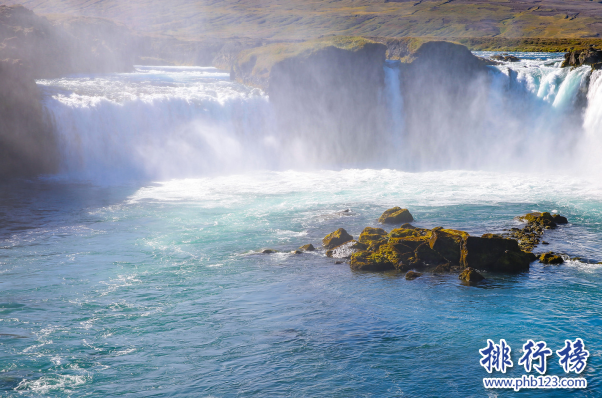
[39,67,278,183]
[38,56,602,183]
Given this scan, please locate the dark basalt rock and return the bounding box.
[378,207,414,224]
[491,55,520,62]
[459,267,484,283]
[298,243,316,252]
[428,228,469,266]
[322,228,353,250]
[561,47,602,68]
[351,221,533,274]
[540,252,564,265]
[262,249,278,254]
[433,263,452,273]
[291,250,302,254]
[506,212,568,252]
[405,271,423,280]
[464,235,532,273]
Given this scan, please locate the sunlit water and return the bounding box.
[2,56,602,396]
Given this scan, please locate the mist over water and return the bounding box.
[37,53,602,183]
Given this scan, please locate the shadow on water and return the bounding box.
[0,177,145,240]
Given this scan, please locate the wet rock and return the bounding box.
[326,240,366,259]
[350,244,401,272]
[507,212,568,252]
[464,235,532,273]
[298,243,316,252]
[358,227,388,244]
[433,263,452,273]
[491,55,520,62]
[291,250,302,254]
[405,271,423,280]
[322,228,353,249]
[459,267,484,283]
[540,252,564,265]
[561,48,602,68]
[334,260,344,264]
[428,228,469,266]
[378,207,414,224]
[262,249,278,254]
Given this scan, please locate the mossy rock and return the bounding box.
[378,207,414,224]
[429,228,469,266]
[298,243,316,252]
[389,235,431,253]
[322,228,353,249]
[540,252,564,265]
[388,226,430,239]
[262,249,278,254]
[358,227,388,244]
[405,271,423,280]
[520,212,557,229]
[349,243,401,272]
[459,267,484,283]
[552,214,568,224]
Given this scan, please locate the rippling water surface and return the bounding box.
[2,170,602,397]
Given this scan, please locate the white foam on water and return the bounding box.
[126,169,602,208]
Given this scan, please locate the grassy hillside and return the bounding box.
[2,0,602,41]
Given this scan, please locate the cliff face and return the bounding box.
[233,37,390,165]
[397,41,492,168]
[0,5,138,178]
[0,59,58,177]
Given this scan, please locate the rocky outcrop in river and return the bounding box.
[561,47,602,69]
[318,207,571,279]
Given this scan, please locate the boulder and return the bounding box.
[552,214,568,224]
[520,212,557,229]
[540,252,564,265]
[378,207,414,224]
[405,271,423,280]
[561,48,602,68]
[433,263,452,273]
[464,235,532,272]
[459,267,484,283]
[428,227,469,266]
[350,244,400,272]
[322,228,353,249]
[262,249,278,254]
[358,227,388,244]
[298,243,316,252]
[491,55,520,62]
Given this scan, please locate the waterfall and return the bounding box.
[38,59,601,183]
[40,67,277,183]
